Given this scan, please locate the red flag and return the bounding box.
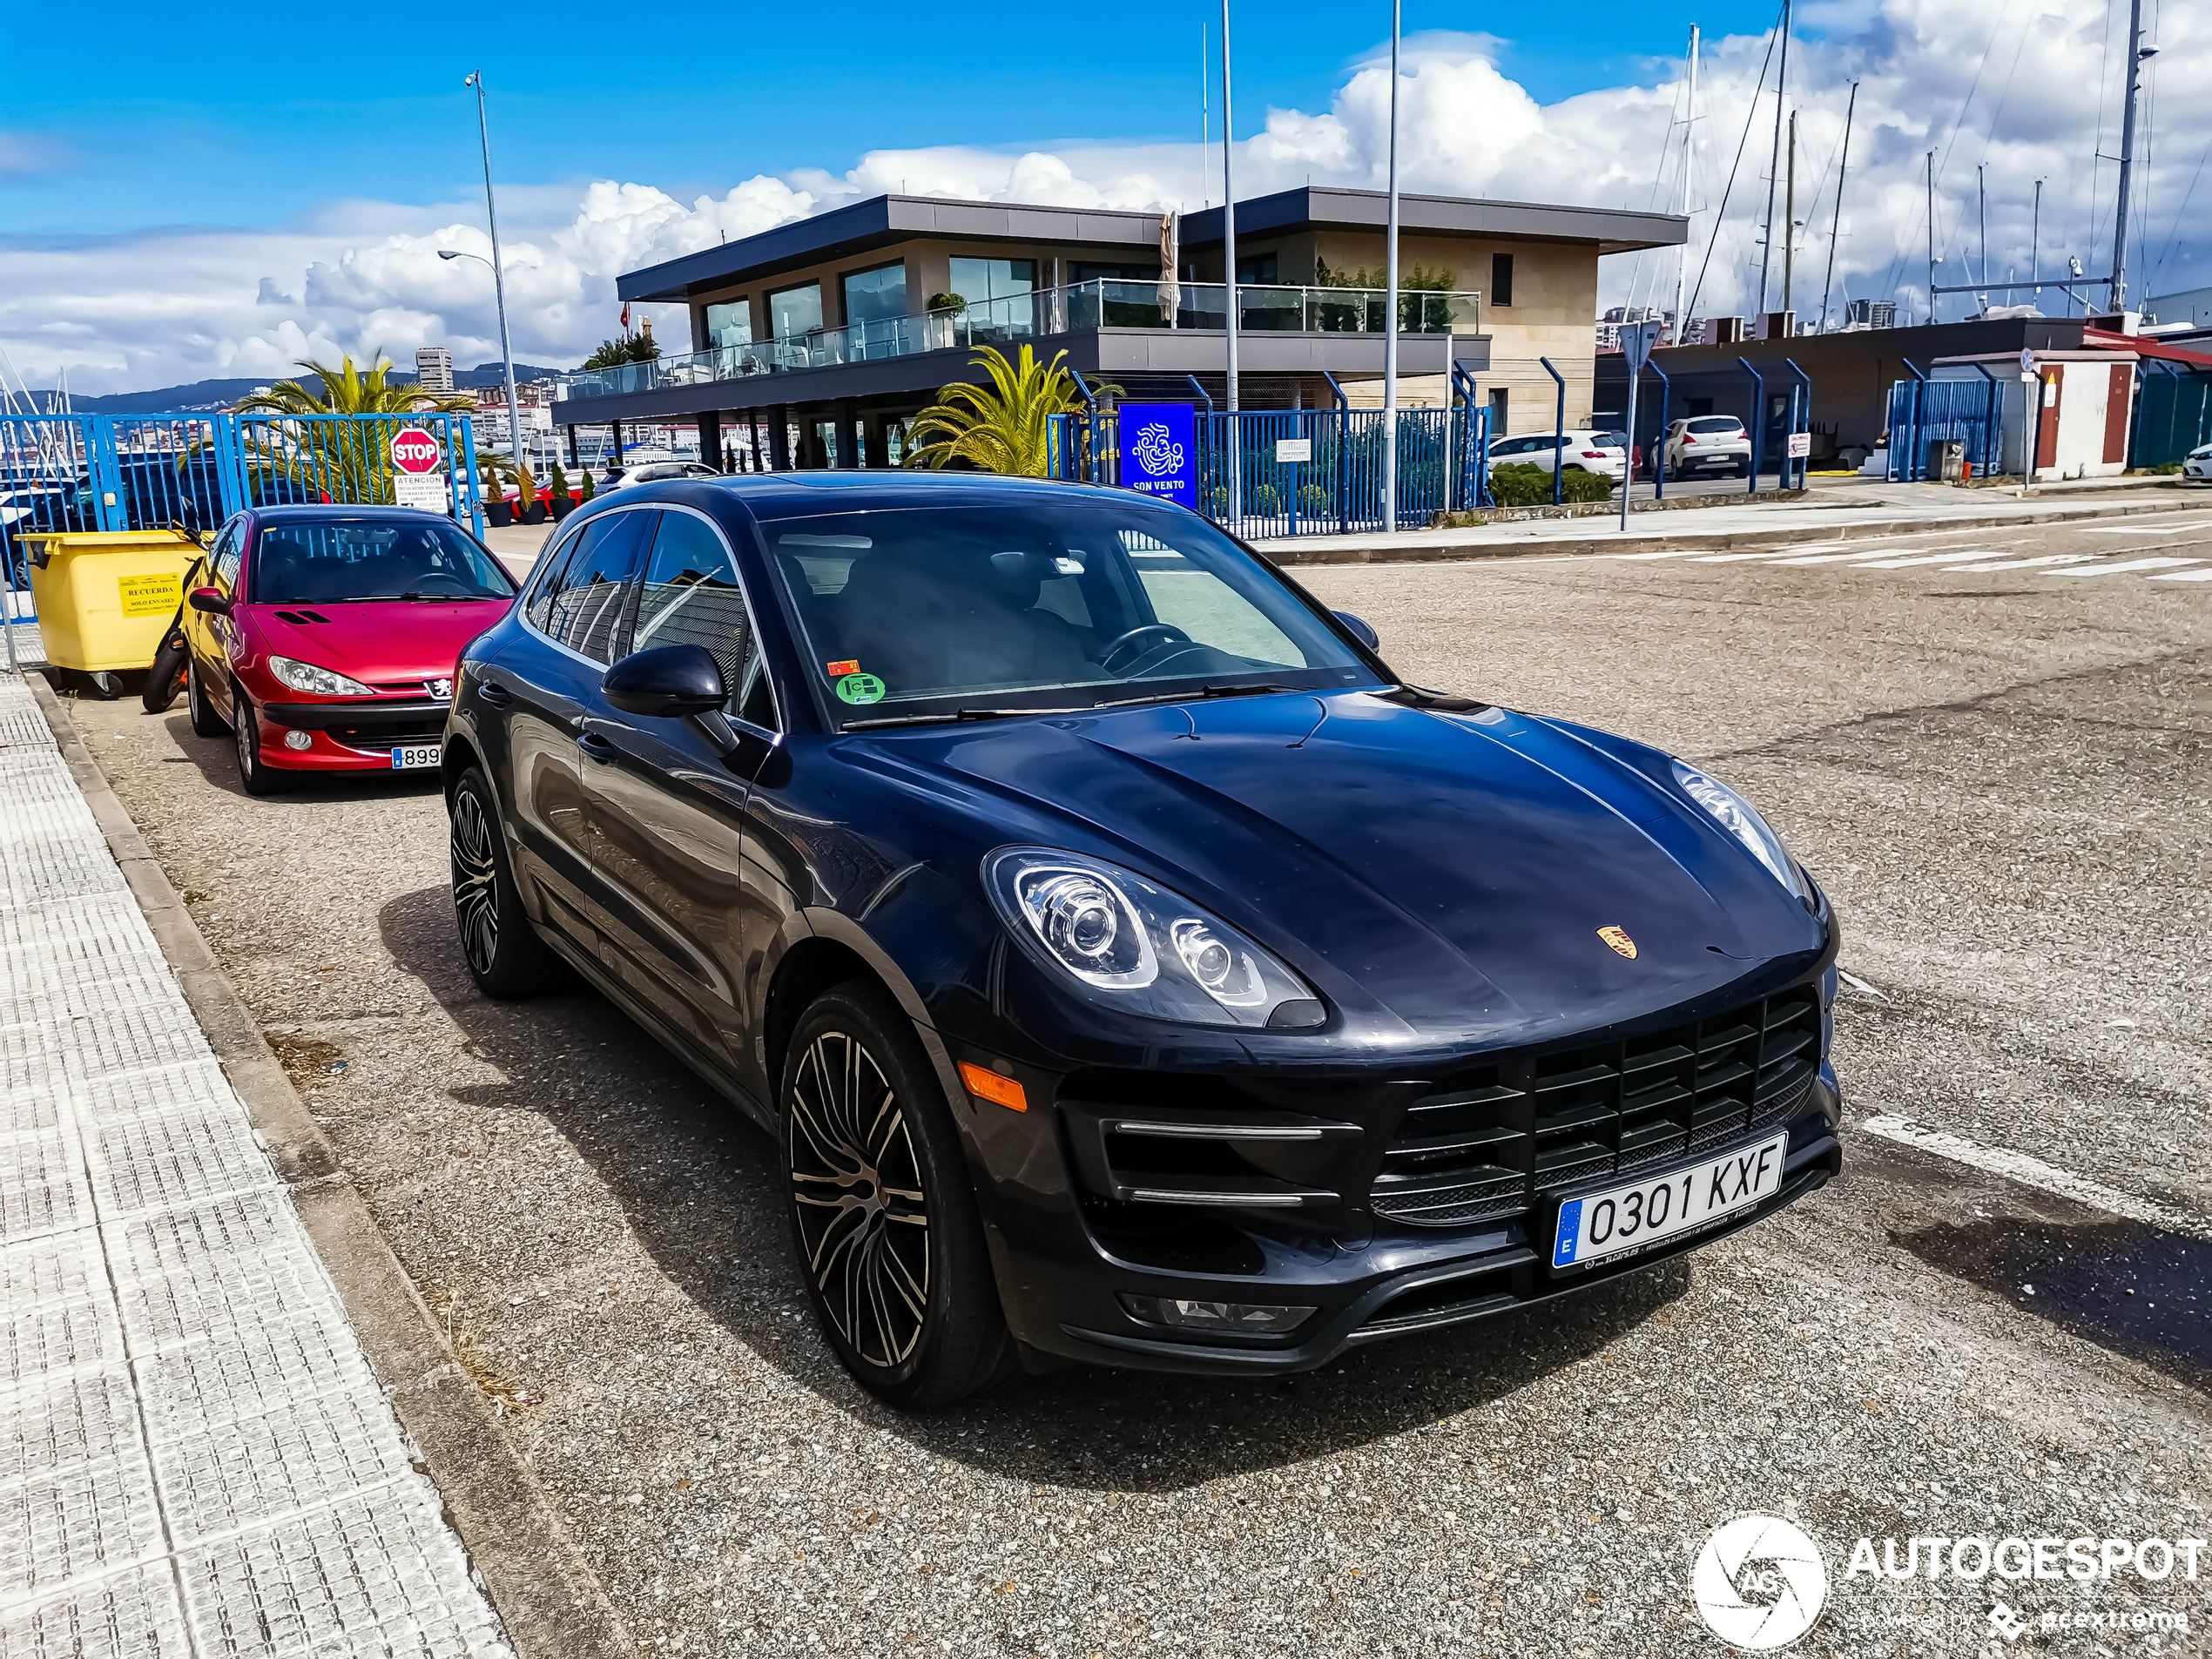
[620,302,631,331]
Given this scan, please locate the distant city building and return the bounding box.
[1844,299,1897,330]
[1597,306,1676,350]
[415,347,455,392]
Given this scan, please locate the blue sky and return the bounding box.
[3,0,1780,236]
[1,0,2204,392]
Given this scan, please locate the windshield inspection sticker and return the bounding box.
[826,658,860,677]
[834,672,887,705]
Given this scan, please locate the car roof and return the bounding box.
[248,503,437,524]
[592,469,1149,525]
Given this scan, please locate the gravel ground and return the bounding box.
[58,508,2212,1658]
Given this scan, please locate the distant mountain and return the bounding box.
[64,363,570,414]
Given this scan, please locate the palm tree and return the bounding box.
[904,344,1107,476]
[226,353,482,505]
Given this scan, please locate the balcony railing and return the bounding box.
[557,279,1482,401]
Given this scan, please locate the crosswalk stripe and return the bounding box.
[1689,552,1791,562]
[2050,556,2205,577]
[2151,569,2212,582]
[1941,553,2102,571]
[2076,521,2212,534]
[1769,550,1900,564]
[1598,550,1721,561]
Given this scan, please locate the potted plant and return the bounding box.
[550,462,574,520]
[485,494,514,528]
[518,462,546,526]
[577,468,596,502]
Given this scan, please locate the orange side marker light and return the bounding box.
[958,1062,1028,1113]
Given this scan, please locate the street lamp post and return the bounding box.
[1381,0,1402,533]
[1220,0,1240,527]
[462,72,526,493]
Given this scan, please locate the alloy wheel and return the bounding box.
[449,786,500,977]
[787,1030,931,1368]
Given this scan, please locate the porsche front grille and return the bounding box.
[1369,984,1823,1228]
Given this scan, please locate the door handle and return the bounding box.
[578,732,618,762]
[477,680,512,707]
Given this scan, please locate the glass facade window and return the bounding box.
[770,282,823,341]
[948,257,1034,305]
[842,263,908,325]
[705,300,753,349]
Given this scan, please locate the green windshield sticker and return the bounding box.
[834,672,887,705]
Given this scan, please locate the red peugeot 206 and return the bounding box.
[179,505,518,795]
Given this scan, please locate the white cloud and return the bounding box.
[3,0,2206,396]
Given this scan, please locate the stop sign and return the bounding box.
[389,427,442,475]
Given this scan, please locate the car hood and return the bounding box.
[243,598,512,689]
[847,691,1826,1045]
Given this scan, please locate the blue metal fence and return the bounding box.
[1885,378,2006,481]
[1051,405,1492,536]
[2131,362,2212,469]
[1,413,486,636]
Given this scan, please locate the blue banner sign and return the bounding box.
[1118,402,1197,509]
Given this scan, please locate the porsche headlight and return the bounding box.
[985,847,1324,1029]
[267,655,374,698]
[1671,760,1802,894]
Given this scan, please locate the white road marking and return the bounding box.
[1770,550,1905,564]
[1941,553,2103,571]
[2051,556,2205,577]
[2150,568,2212,582]
[1851,550,1993,568]
[1599,550,1723,561]
[1689,551,1796,562]
[2075,521,2212,533]
[1859,1114,2212,1240]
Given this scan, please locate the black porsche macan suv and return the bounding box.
[442,472,1842,1407]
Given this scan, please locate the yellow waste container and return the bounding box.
[18,529,203,673]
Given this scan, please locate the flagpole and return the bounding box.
[1381,0,1402,534]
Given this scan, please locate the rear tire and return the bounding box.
[186,657,228,737]
[448,765,564,996]
[781,980,1018,1410]
[232,690,286,796]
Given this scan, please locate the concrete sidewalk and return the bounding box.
[1251,481,2206,565]
[0,666,511,1656]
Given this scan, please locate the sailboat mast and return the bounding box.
[1674,24,1699,342]
[1817,80,1857,334]
[1757,0,1792,317]
[2110,0,2145,312]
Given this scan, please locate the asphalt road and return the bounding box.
[61,505,2211,1658]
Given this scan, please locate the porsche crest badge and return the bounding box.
[1597,926,1638,960]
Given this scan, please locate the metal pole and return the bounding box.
[1978,163,1988,296]
[1674,24,1699,344]
[1619,366,1637,532]
[1817,81,1856,334]
[467,73,526,504]
[1220,0,1240,523]
[1925,152,1937,325]
[2111,0,2144,313]
[1782,110,1797,317]
[2030,179,2042,301]
[1757,0,1791,318]
[1381,0,1402,534]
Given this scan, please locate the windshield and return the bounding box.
[759,501,1381,724]
[1688,417,1743,434]
[249,518,515,604]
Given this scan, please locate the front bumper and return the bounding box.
[953,951,1842,1377]
[258,698,450,771]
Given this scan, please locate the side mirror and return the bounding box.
[187,586,232,617]
[603,644,728,718]
[1332,610,1379,651]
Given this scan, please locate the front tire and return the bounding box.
[781,981,1016,1409]
[448,765,563,996]
[231,690,285,796]
[144,618,188,713]
[186,657,227,737]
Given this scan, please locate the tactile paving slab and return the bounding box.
[0,673,510,1655]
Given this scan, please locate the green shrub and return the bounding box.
[1487,461,1614,507]
[577,468,596,502]
[549,462,570,499]
[1298,482,1329,518]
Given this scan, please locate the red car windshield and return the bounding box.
[250,519,514,604]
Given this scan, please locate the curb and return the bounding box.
[1258,491,2201,566]
[24,670,635,1659]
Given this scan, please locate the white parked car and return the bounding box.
[604,461,721,491]
[1662,416,1753,479]
[1489,430,1627,480]
[2184,443,2212,482]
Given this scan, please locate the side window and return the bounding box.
[524,522,589,634]
[631,511,778,731]
[550,511,656,664]
[211,523,244,588]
